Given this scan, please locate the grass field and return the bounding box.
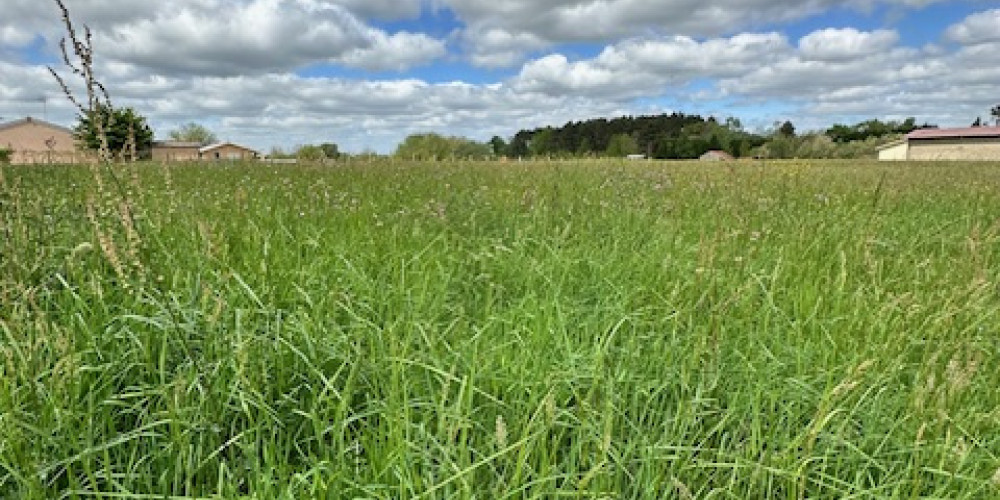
[2,159,1000,498]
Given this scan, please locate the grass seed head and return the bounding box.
[495,415,507,449]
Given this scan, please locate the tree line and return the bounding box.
[65,109,939,163]
[68,105,1000,163]
[389,113,941,161]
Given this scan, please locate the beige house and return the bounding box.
[150,140,259,162]
[878,127,1000,161]
[200,142,259,161]
[151,141,203,162]
[0,116,86,164]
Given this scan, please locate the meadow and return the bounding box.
[1,158,999,498]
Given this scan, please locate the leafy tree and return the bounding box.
[169,122,217,145]
[319,143,340,159]
[454,140,492,159]
[508,132,530,158]
[395,133,490,160]
[529,128,556,157]
[605,133,639,157]
[296,144,327,161]
[0,148,10,164]
[826,118,927,143]
[778,120,796,138]
[489,136,507,157]
[396,133,452,160]
[74,105,153,159]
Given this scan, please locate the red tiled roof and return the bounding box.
[907,127,1000,140]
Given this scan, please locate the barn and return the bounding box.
[878,127,1000,161]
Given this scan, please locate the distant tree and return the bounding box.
[778,120,796,138]
[74,105,153,159]
[992,105,1000,126]
[454,140,492,159]
[395,133,489,160]
[508,132,530,158]
[319,143,340,159]
[489,136,507,157]
[529,128,556,156]
[972,117,984,127]
[0,148,10,164]
[169,122,217,145]
[396,133,450,160]
[296,144,326,161]
[826,117,926,143]
[268,146,293,159]
[605,133,639,157]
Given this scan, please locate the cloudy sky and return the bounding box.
[1,0,998,153]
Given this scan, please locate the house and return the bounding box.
[150,140,259,162]
[878,127,1000,161]
[0,116,85,164]
[199,142,259,161]
[151,141,203,162]
[700,150,734,162]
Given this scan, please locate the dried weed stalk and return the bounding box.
[48,0,146,285]
[47,0,113,164]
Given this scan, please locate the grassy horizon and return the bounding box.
[2,159,999,498]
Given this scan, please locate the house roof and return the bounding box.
[199,141,258,154]
[153,140,203,148]
[700,150,734,159]
[0,116,74,135]
[906,126,1000,140]
[875,138,907,151]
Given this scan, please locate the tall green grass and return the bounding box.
[2,159,999,498]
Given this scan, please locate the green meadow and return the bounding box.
[2,159,999,498]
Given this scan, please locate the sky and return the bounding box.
[0,0,998,154]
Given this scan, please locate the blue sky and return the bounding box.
[1,0,998,153]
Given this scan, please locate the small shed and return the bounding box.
[700,150,734,162]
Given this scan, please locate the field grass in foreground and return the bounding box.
[2,159,1000,498]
